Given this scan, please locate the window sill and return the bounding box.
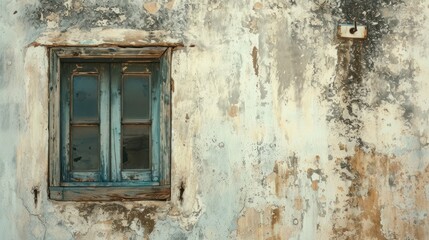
[49,185,170,201]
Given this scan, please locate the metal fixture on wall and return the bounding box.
[337,22,368,39]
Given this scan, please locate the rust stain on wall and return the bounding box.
[268,160,295,198]
[271,208,280,228]
[252,46,259,76]
[311,180,319,191]
[332,149,377,238]
[412,165,429,239]
[333,148,408,239]
[294,196,303,210]
[228,105,239,117]
[237,206,288,240]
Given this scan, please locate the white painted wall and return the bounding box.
[1,0,428,239]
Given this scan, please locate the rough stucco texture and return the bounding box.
[1,0,429,239]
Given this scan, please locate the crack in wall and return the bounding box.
[18,194,46,240]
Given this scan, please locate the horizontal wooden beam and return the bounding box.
[49,186,170,201]
[51,47,169,59]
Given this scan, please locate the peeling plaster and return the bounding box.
[1,0,429,239]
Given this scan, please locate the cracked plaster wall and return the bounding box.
[0,0,429,239]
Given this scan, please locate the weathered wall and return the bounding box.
[1,0,428,239]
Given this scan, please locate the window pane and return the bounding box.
[71,126,100,171]
[122,125,150,170]
[73,75,98,121]
[123,75,150,120]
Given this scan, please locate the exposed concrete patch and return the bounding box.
[70,203,158,238]
[144,2,161,15]
[253,2,263,11]
[165,0,175,11]
[25,0,190,38]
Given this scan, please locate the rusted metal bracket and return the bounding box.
[337,23,367,39]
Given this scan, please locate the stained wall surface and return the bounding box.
[1,0,429,239]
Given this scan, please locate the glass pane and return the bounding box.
[73,75,98,121]
[122,125,150,170]
[71,126,100,171]
[123,75,150,120]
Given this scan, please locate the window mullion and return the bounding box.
[151,64,160,182]
[60,63,72,182]
[99,63,111,182]
[159,48,172,185]
[49,50,61,186]
[110,63,122,182]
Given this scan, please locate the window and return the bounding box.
[49,47,172,201]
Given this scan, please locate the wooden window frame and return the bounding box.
[48,47,172,201]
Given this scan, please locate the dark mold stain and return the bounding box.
[322,0,422,145]
[323,40,367,145]
[333,0,407,70]
[388,174,395,187]
[179,181,185,203]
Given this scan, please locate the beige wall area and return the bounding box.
[0,0,429,239]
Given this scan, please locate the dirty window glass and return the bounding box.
[122,75,151,120]
[122,125,151,170]
[72,75,98,122]
[71,126,100,171]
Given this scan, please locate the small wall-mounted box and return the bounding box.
[337,24,367,39]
